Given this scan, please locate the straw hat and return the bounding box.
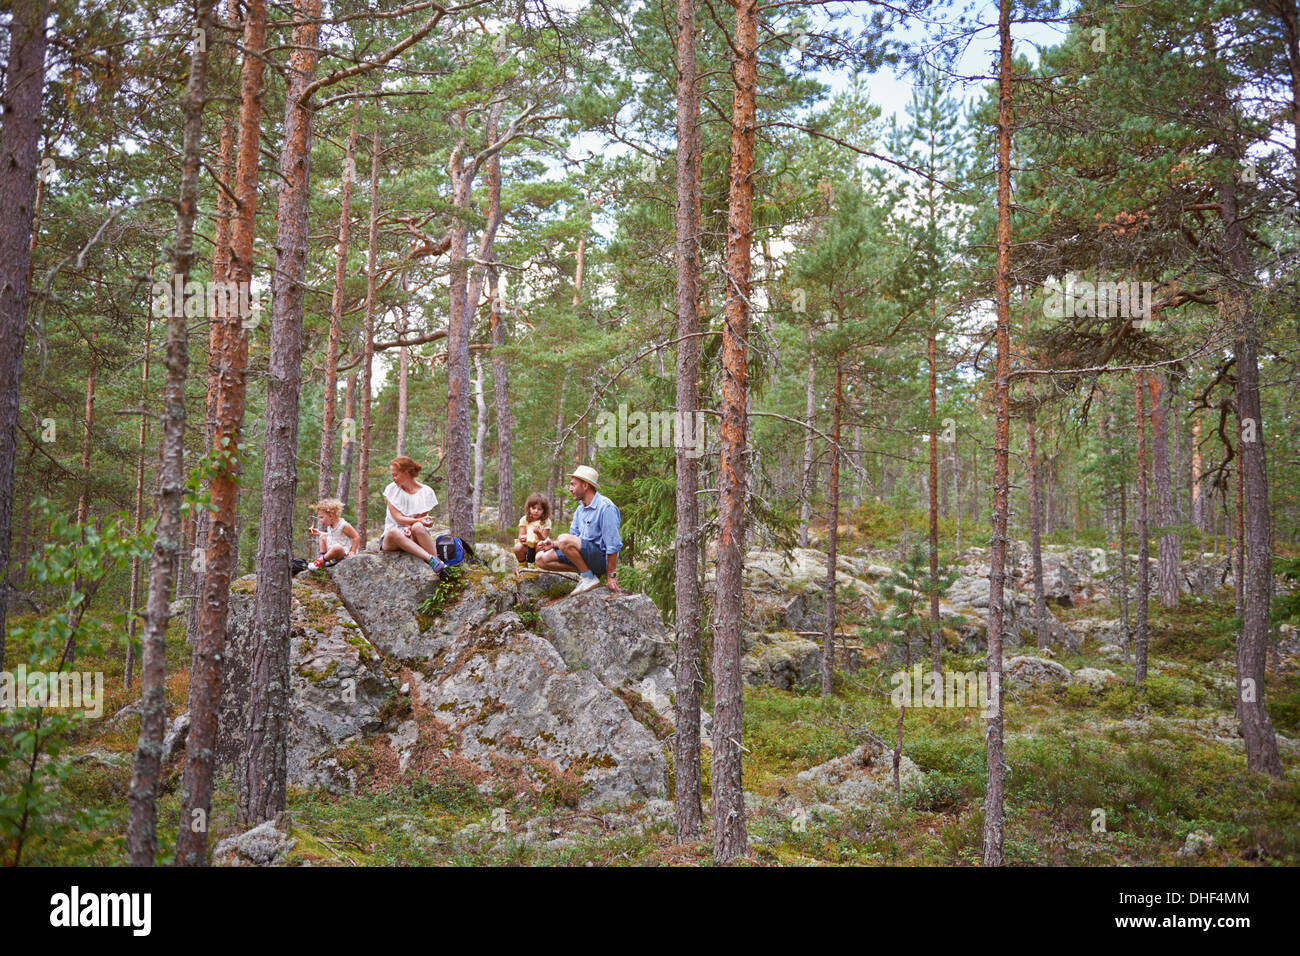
[568,465,600,490]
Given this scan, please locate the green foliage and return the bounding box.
[1,499,148,865]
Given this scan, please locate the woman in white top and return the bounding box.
[381,454,447,574]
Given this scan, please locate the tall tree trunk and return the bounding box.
[1191,410,1204,535]
[490,266,513,531]
[983,0,1013,868]
[317,99,359,501]
[445,127,475,543]
[1147,372,1180,608]
[672,0,704,845]
[927,333,942,683]
[176,0,267,867]
[798,325,815,547]
[952,440,962,554]
[1116,417,1132,665]
[188,0,240,647]
[1135,374,1150,684]
[0,0,48,665]
[823,360,842,697]
[126,313,153,689]
[336,370,357,502]
[126,0,214,866]
[396,311,409,456]
[472,354,486,521]
[241,0,321,826]
[1221,176,1284,776]
[713,0,757,864]
[1026,411,1049,651]
[355,118,381,548]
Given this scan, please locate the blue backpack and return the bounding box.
[435,534,476,567]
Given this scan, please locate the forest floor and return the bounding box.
[10,580,1300,867]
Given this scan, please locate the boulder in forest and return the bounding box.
[212,818,296,867]
[217,575,395,793]
[329,551,444,659]
[793,736,924,803]
[1004,655,1072,688]
[742,631,821,690]
[537,590,675,698]
[216,555,688,808]
[1070,667,1121,689]
[409,609,669,808]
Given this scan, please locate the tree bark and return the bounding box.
[355,117,381,548]
[126,0,214,866]
[490,266,513,531]
[126,313,153,689]
[1026,411,1049,651]
[176,0,267,867]
[189,0,240,647]
[317,99,359,501]
[472,354,486,521]
[0,0,47,665]
[672,0,704,845]
[983,0,1012,868]
[928,332,943,681]
[1191,410,1204,535]
[713,0,757,864]
[396,310,409,456]
[445,124,475,543]
[1147,372,1180,608]
[823,360,842,697]
[1135,374,1150,684]
[336,370,357,502]
[798,325,815,548]
[1220,175,1284,776]
[241,0,321,825]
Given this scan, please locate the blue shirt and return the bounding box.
[569,492,622,555]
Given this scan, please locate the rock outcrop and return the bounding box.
[217,576,395,793]
[214,552,691,809]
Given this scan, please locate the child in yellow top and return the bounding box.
[514,493,552,567]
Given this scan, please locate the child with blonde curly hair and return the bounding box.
[307,498,359,569]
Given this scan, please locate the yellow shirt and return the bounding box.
[518,515,551,546]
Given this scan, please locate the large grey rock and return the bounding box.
[411,611,668,808]
[330,551,442,659]
[704,547,877,603]
[742,632,821,690]
[218,576,395,793]
[516,570,577,605]
[537,590,674,690]
[1005,655,1072,688]
[794,736,923,803]
[1071,667,1120,689]
[213,818,296,867]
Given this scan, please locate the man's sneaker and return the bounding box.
[429,555,447,578]
[571,573,601,596]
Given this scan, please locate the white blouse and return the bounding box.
[383,481,438,535]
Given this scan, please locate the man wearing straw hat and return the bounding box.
[535,465,623,595]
